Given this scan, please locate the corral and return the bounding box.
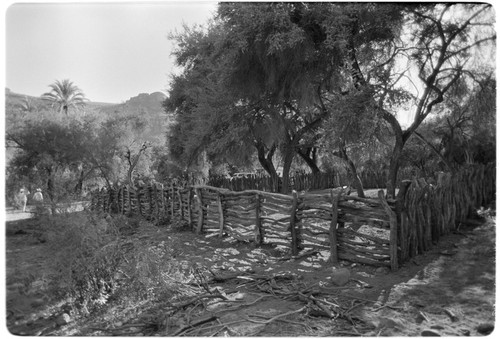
[90,163,495,271]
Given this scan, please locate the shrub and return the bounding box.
[120,240,194,301]
[43,212,123,312]
[40,211,198,316]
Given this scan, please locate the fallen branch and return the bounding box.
[297,293,337,318]
[170,291,230,310]
[172,315,217,336]
[244,306,307,324]
[249,314,311,328]
[213,295,269,315]
[189,319,247,335]
[443,308,459,322]
[371,304,404,312]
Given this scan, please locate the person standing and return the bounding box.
[17,188,30,212]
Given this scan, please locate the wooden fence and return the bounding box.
[90,184,397,269]
[396,163,495,263]
[89,163,495,271]
[205,169,394,193]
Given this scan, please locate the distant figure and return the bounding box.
[16,188,30,212]
[33,188,44,204]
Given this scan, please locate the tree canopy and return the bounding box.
[165,2,422,193]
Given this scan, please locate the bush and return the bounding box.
[41,212,195,314]
[42,212,123,312]
[119,239,194,301]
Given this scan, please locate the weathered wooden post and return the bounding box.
[154,184,159,222]
[170,183,175,220]
[217,191,224,237]
[178,189,184,220]
[329,189,341,264]
[187,187,193,230]
[195,188,204,234]
[396,180,412,263]
[254,193,263,244]
[138,186,143,217]
[160,184,166,221]
[290,190,299,256]
[127,186,132,215]
[148,185,153,219]
[378,190,398,271]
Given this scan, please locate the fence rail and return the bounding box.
[89,163,495,271]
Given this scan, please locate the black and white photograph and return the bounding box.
[3,1,496,336]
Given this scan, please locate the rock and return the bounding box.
[431,325,444,330]
[476,323,494,335]
[331,267,350,286]
[421,329,441,336]
[55,313,71,326]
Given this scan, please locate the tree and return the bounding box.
[418,73,496,169]
[166,3,494,197]
[217,2,406,194]
[41,79,88,115]
[6,118,90,202]
[165,21,286,188]
[369,3,496,197]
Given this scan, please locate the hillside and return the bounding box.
[5,88,174,140]
[99,92,173,142]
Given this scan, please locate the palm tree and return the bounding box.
[41,79,88,115]
[18,96,36,112]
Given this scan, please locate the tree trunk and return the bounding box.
[386,138,404,199]
[297,147,320,174]
[126,143,148,189]
[346,158,365,198]
[333,142,365,198]
[281,147,295,194]
[255,141,281,191]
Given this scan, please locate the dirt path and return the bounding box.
[4,212,496,336]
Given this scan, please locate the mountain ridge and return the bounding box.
[5,87,167,110]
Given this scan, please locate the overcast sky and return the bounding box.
[5,1,218,103]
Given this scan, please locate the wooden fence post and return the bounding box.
[178,189,184,221]
[396,180,411,263]
[154,184,159,222]
[254,193,263,244]
[170,184,175,219]
[217,191,224,237]
[195,188,204,234]
[329,189,341,264]
[188,187,193,230]
[378,190,398,271]
[137,187,143,217]
[290,190,299,256]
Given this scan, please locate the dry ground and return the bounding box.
[4,206,496,336]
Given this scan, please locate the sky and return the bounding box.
[4,0,218,103]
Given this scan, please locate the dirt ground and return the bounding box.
[4,207,496,336]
